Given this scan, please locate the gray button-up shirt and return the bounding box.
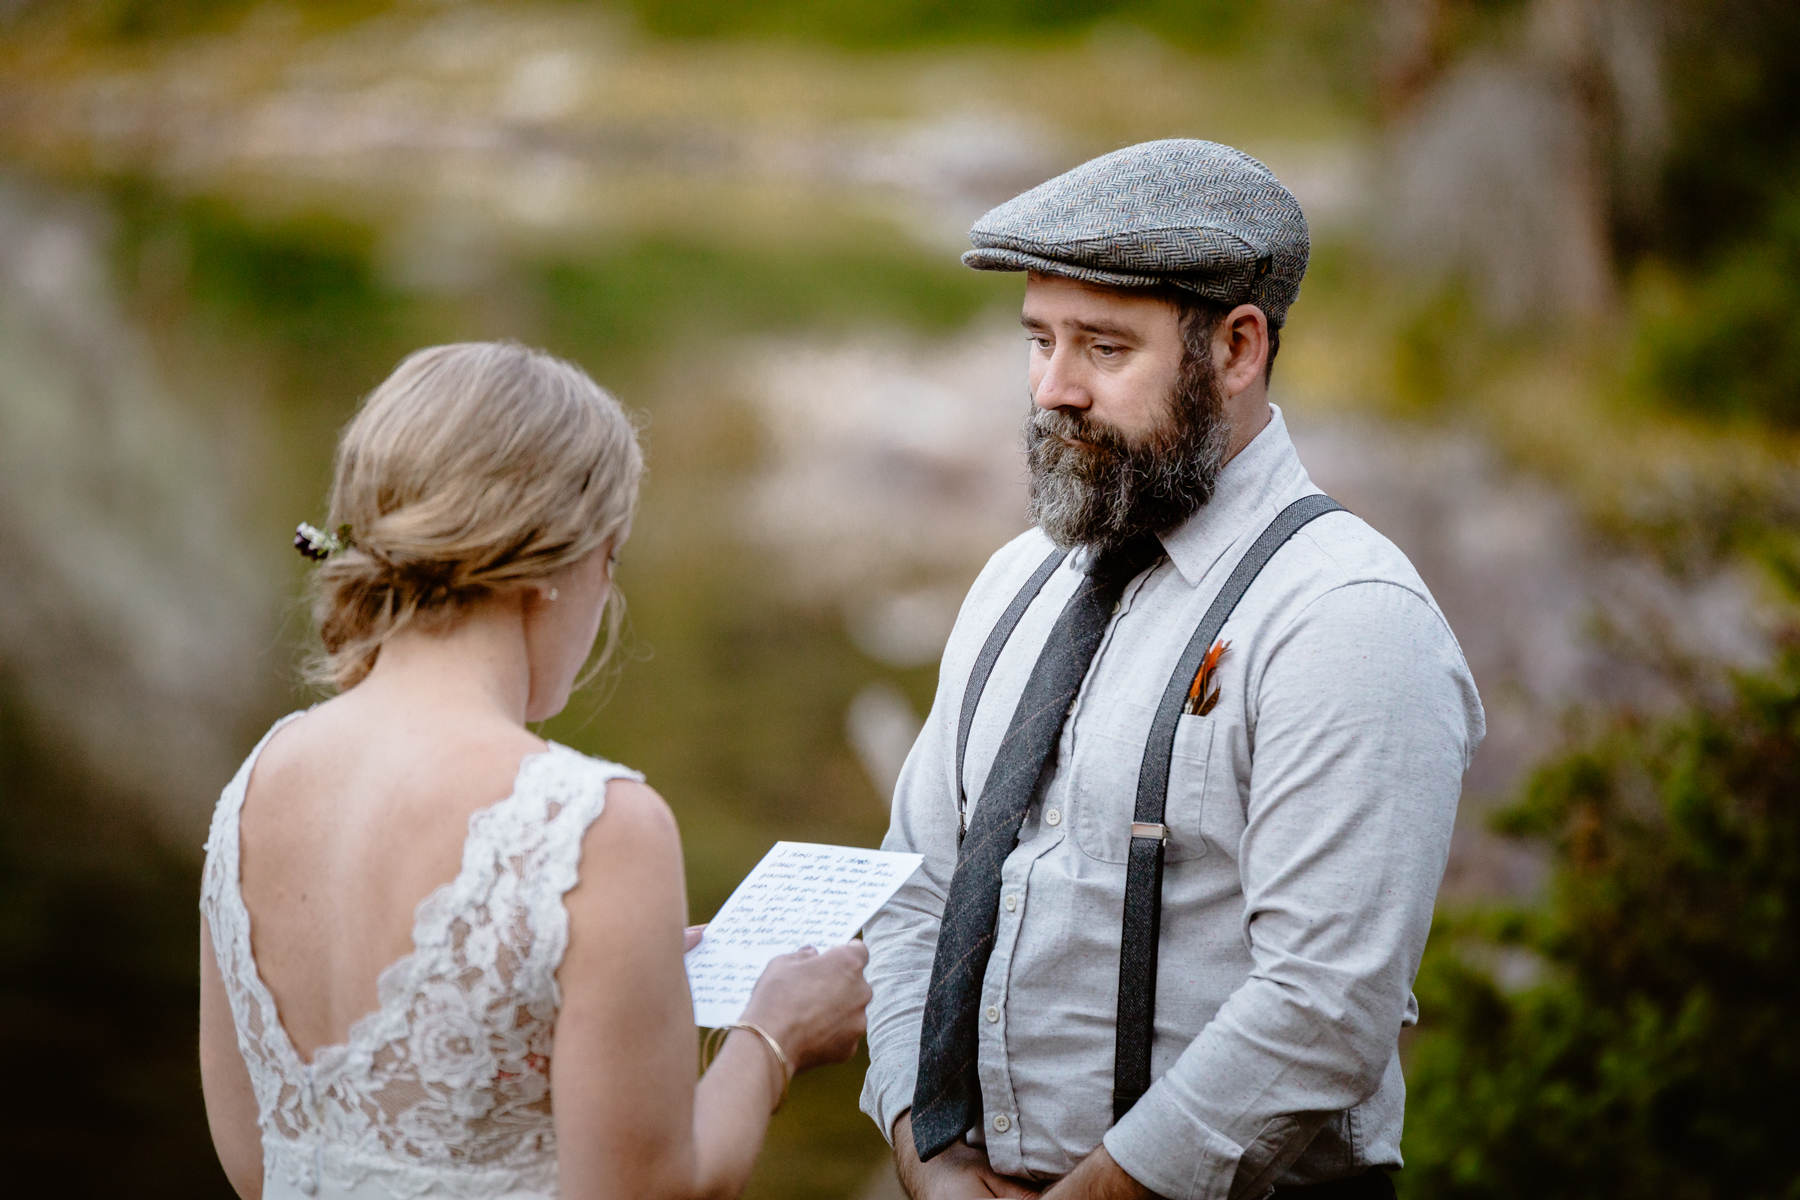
[860,407,1484,1200]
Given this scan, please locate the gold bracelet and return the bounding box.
[722,1020,792,1112]
[702,1024,728,1070]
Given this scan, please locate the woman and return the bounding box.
[198,342,870,1200]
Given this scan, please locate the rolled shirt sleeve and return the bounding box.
[1104,579,1482,1199]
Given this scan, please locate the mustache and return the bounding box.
[1028,406,1133,456]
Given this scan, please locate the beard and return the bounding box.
[1024,350,1230,555]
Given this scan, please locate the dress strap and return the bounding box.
[468,746,645,1006]
[197,710,319,1147]
[201,710,309,859]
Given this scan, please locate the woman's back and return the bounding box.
[201,701,641,1199]
[235,699,548,1062]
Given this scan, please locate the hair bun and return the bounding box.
[306,341,642,691]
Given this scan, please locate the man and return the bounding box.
[859,139,1484,1200]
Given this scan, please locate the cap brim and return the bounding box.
[960,247,1259,314]
[960,247,1172,290]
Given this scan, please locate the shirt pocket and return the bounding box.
[1070,712,1215,864]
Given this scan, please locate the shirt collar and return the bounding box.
[1157,403,1316,588]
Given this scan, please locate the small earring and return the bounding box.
[547,587,559,601]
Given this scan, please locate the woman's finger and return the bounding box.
[683,924,706,952]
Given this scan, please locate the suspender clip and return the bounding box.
[1130,822,1168,845]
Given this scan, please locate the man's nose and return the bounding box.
[1032,347,1089,411]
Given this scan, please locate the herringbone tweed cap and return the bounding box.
[964,138,1309,326]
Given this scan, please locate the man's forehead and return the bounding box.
[1020,273,1179,329]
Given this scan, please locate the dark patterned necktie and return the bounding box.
[910,536,1161,1161]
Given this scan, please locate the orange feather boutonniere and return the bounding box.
[1184,638,1230,716]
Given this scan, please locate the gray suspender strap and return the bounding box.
[1112,492,1345,1122]
[955,547,1068,843]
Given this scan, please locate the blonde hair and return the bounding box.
[307,341,643,691]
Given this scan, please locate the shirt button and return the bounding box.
[993,1114,1011,1133]
[1004,894,1018,912]
[985,1005,1000,1023]
[1045,807,1062,827]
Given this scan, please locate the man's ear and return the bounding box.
[1213,303,1269,399]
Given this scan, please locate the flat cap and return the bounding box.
[963,138,1309,327]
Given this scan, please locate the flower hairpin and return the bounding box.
[293,521,354,562]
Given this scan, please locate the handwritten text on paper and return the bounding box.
[685,841,922,1028]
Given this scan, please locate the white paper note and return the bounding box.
[685,841,922,1028]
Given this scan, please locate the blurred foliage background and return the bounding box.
[0,1,1795,1196]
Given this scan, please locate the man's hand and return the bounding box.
[1040,1145,1157,1200]
[891,1111,1042,1200]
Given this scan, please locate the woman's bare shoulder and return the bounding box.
[579,776,681,873]
[557,776,687,998]
[253,695,549,803]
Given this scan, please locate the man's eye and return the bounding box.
[1027,335,1053,351]
[1093,344,1121,358]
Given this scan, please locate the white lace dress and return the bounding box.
[200,714,643,1199]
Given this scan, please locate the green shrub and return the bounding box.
[1402,640,1800,1198]
[1632,189,1800,428]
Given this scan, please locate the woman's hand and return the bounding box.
[683,924,706,952]
[739,942,871,1074]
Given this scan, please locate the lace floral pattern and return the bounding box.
[200,715,642,1198]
